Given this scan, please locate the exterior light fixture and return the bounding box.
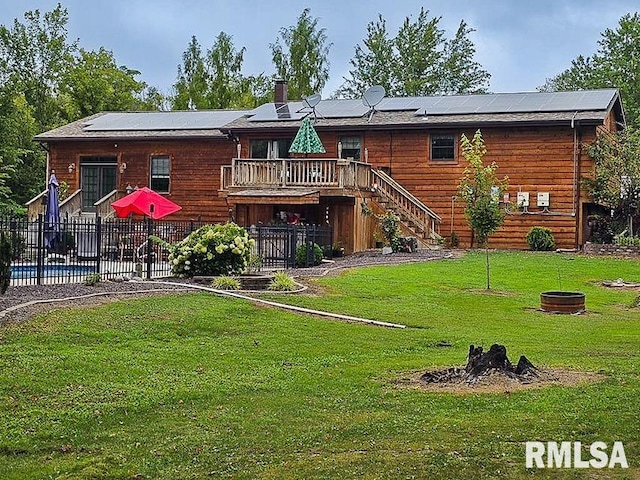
[119,162,127,174]
[68,163,76,173]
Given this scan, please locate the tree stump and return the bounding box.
[465,343,538,382]
[420,343,540,385]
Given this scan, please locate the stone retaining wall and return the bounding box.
[583,242,640,257]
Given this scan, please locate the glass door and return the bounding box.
[80,157,117,212]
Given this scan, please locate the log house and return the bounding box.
[34,86,624,252]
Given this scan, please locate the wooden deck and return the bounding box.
[220,158,373,194]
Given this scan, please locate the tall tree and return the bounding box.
[171,35,209,110]
[171,33,263,109]
[206,32,246,108]
[235,73,276,108]
[270,8,331,100]
[60,47,148,119]
[393,8,444,96]
[338,10,489,98]
[440,21,491,94]
[335,15,395,98]
[0,86,43,213]
[0,3,77,131]
[457,130,508,289]
[540,13,640,127]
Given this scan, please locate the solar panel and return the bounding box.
[377,97,426,111]
[412,89,617,116]
[83,110,247,131]
[314,99,369,118]
[248,102,306,121]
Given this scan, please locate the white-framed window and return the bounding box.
[430,134,456,161]
[150,155,170,193]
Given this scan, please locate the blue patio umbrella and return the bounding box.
[44,172,61,251]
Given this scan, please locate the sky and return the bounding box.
[2,0,638,98]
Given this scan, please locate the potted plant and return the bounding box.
[332,242,345,257]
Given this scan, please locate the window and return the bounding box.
[249,139,293,159]
[431,134,456,161]
[339,136,361,160]
[150,155,170,193]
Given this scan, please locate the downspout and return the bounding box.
[389,131,393,174]
[571,111,580,249]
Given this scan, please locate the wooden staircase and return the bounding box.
[371,169,442,248]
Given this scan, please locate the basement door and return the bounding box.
[80,156,117,212]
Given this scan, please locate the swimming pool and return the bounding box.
[10,264,96,280]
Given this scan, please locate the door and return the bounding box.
[80,157,117,212]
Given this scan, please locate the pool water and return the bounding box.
[10,264,96,279]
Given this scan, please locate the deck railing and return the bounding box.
[372,169,442,241]
[60,189,82,218]
[26,188,83,221]
[224,158,372,190]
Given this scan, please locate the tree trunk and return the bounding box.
[465,344,538,380]
[420,344,540,385]
[485,245,490,290]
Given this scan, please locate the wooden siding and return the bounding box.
[360,126,601,249]
[47,138,236,221]
[45,118,611,250]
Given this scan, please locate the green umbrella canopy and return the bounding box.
[289,116,326,154]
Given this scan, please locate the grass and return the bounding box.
[0,251,638,479]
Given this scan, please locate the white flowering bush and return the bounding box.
[168,223,254,277]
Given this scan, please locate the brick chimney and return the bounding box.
[275,79,288,104]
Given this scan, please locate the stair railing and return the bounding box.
[372,169,441,241]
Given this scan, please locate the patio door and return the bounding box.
[80,156,117,212]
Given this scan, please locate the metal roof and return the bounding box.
[34,89,622,141]
[246,89,620,122]
[82,110,247,131]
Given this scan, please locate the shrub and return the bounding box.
[245,254,263,274]
[0,233,12,294]
[448,231,459,248]
[526,226,556,251]
[587,214,614,244]
[84,273,101,286]
[9,232,26,260]
[168,223,254,277]
[614,236,640,246]
[210,275,241,290]
[295,242,323,267]
[268,271,297,291]
[379,211,401,252]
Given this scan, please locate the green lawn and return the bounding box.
[0,251,638,479]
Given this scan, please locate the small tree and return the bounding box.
[457,130,508,289]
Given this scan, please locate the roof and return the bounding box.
[34,89,623,141]
[35,110,249,141]
[225,89,623,132]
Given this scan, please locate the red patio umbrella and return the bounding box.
[111,187,182,219]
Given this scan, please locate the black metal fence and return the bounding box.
[1,216,332,286]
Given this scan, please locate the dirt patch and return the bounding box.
[394,367,606,395]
